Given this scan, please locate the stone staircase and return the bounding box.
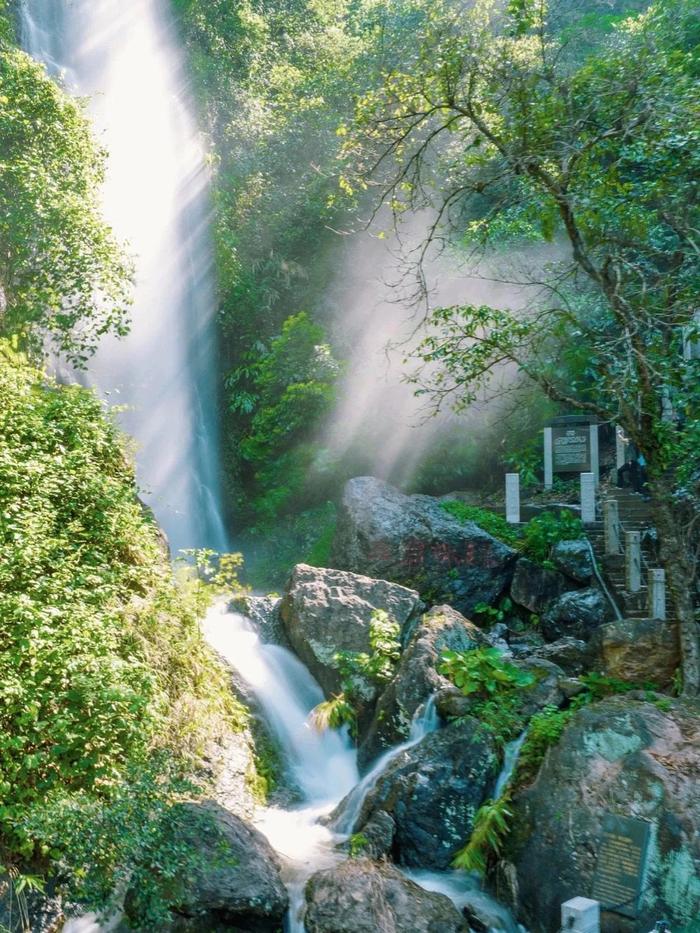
[586,486,659,620]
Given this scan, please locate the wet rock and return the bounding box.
[279,563,422,700]
[239,594,288,647]
[339,719,499,869]
[512,658,565,717]
[551,539,595,583]
[359,605,486,767]
[541,587,613,642]
[505,697,700,932]
[592,617,680,689]
[304,858,469,933]
[510,558,570,614]
[529,636,591,675]
[133,800,288,931]
[332,477,517,615]
[344,809,396,859]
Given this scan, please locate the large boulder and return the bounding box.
[505,697,700,932]
[551,539,595,584]
[541,587,613,642]
[359,605,487,767]
[332,477,517,615]
[240,594,288,647]
[592,617,681,690]
[528,636,591,675]
[128,800,288,931]
[336,719,499,869]
[279,563,422,700]
[510,558,570,614]
[304,858,469,933]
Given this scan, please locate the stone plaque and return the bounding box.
[553,424,591,473]
[591,813,650,917]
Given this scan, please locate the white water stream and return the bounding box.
[20,0,227,555]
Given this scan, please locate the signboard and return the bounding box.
[591,813,650,917]
[553,423,590,473]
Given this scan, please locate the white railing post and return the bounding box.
[561,897,600,933]
[580,472,596,524]
[590,422,600,486]
[603,499,622,555]
[544,427,553,490]
[648,568,666,620]
[625,531,642,593]
[505,473,520,524]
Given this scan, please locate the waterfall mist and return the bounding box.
[320,217,552,493]
[21,0,228,555]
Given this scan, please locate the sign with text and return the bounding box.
[552,423,591,473]
[591,813,650,917]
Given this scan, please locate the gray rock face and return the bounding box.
[304,858,469,933]
[510,558,570,614]
[0,886,62,933]
[146,800,288,931]
[241,594,288,647]
[592,617,681,689]
[505,697,700,932]
[332,477,517,615]
[339,720,499,869]
[541,587,613,642]
[529,636,591,675]
[359,605,486,768]
[551,539,594,583]
[279,563,422,700]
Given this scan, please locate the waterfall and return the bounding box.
[20,0,228,555]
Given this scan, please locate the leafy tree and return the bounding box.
[343,0,700,691]
[0,37,132,364]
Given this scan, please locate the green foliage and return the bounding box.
[309,693,356,734]
[311,610,402,735]
[348,832,370,859]
[440,647,534,699]
[334,610,402,688]
[440,501,519,545]
[472,597,514,626]
[452,795,513,875]
[519,511,584,564]
[0,42,131,363]
[0,344,243,912]
[514,705,574,788]
[230,312,340,523]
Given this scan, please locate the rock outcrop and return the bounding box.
[505,697,700,931]
[510,558,570,614]
[304,858,469,933]
[541,587,613,641]
[551,539,595,583]
[592,617,680,689]
[133,800,288,931]
[279,563,422,700]
[332,477,517,614]
[359,604,486,767]
[338,719,499,869]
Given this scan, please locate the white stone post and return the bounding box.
[561,897,600,933]
[505,473,520,524]
[589,422,600,486]
[603,499,622,555]
[580,472,596,524]
[544,426,553,490]
[616,426,627,470]
[625,531,642,593]
[648,569,666,620]
[682,310,700,360]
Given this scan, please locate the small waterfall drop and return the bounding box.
[20,0,228,554]
[332,695,439,836]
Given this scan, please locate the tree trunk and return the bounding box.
[648,486,700,696]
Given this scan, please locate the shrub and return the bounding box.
[519,510,584,563]
[440,501,519,545]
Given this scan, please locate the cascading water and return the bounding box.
[20,0,228,555]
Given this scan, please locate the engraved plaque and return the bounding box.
[553,424,590,472]
[591,813,650,917]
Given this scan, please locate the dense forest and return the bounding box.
[0,0,698,929]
